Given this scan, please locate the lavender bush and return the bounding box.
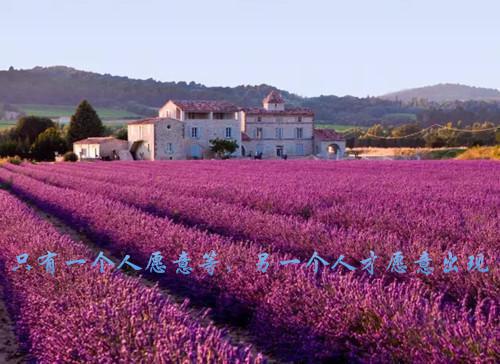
[0,190,264,363]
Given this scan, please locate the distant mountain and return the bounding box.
[0,66,416,125]
[381,83,500,103]
[0,66,302,114]
[1,67,500,127]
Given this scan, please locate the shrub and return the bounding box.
[31,127,68,161]
[63,151,78,162]
[7,156,22,165]
[209,138,239,158]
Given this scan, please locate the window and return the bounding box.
[225,127,232,138]
[257,116,262,122]
[191,127,199,139]
[214,113,224,120]
[296,127,303,139]
[298,116,302,122]
[139,126,144,139]
[256,127,263,139]
[295,143,304,156]
[188,112,209,119]
[275,127,283,139]
[176,108,181,120]
[81,148,87,157]
[165,143,173,154]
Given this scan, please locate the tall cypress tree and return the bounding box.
[67,100,104,144]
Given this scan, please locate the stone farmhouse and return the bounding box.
[73,91,346,160]
[127,100,241,160]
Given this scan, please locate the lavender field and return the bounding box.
[0,160,498,363]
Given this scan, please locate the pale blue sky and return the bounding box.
[1,0,499,97]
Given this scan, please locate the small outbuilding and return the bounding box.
[73,137,128,160]
[314,129,346,160]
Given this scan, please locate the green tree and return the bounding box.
[209,138,239,159]
[391,123,421,138]
[31,127,68,161]
[63,151,78,162]
[366,123,386,137]
[114,127,128,140]
[67,100,104,144]
[0,140,18,157]
[15,116,55,145]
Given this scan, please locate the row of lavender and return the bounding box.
[30,160,500,220]
[0,190,264,363]
[26,160,500,252]
[5,162,498,303]
[0,165,497,362]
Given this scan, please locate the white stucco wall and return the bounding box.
[73,139,128,160]
[74,143,100,159]
[128,123,155,160]
[184,118,242,158]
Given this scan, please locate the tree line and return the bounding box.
[0,100,119,161]
[3,66,500,127]
[344,122,500,148]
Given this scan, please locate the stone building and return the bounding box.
[124,92,346,161]
[127,100,241,160]
[240,91,315,158]
[127,117,185,160]
[73,137,128,160]
[313,129,346,160]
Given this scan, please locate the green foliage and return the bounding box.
[114,127,128,140]
[4,67,500,126]
[31,127,68,161]
[14,104,141,119]
[15,116,55,145]
[424,149,466,160]
[209,138,239,159]
[63,151,78,162]
[351,122,498,148]
[391,124,421,137]
[366,124,386,137]
[0,140,19,157]
[67,100,104,145]
[6,156,22,165]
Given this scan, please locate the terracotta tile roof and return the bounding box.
[263,90,284,104]
[243,107,314,117]
[314,129,345,141]
[171,100,239,112]
[73,137,123,145]
[241,132,251,141]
